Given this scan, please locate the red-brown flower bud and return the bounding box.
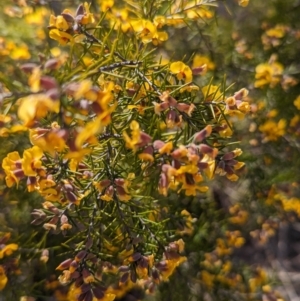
[153,140,165,150]
[75,250,87,262]
[31,209,46,219]
[69,260,79,273]
[40,76,58,91]
[222,151,235,161]
[138,132,152,147]
[193,125,212,143]
[118,265,130,272]
[198,144,218,158]
[85,236,93,250]
[76,4,85,16]
[44,58,60,70]
[192,64,207,75]
[75,276,84,287]
[60,214,68,224]
[61,12,75,23]
[82,268,94,283]
[131,252,142,262]
[66,191,78,203]
[119,272,129,283]
[80,283,91,294]
[93,287,105,299]
[56,258,73,270]
[20,63,38,73]
[115,178,125,187]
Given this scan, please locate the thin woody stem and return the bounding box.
[80,27,126,61]
[136,70,161,94]
[99,61,142,72]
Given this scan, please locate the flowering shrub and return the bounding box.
[1,0,299,300]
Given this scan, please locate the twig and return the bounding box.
[80,27,126,61]
[99,61,142,72]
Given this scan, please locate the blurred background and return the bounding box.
[0,0,300,300]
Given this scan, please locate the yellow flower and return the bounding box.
[0,243,18,259]
[238,0,249,7]
[93,293,116,301]
[254,61,283,88]
[201,270,215,289]
[0,266,7,291]
[28,67,41,93]
[157,141,173,155]
[100,185,114,202]
[123,121,140,152]
[229,204,249,225]
[170,61,193,83]
[131,19,157,44]
[178,171,201,193]
[165,15,185,26]
[201,154,215,180]
[10,44,31,60]
[49,29,73,45]
[72,79,94,100]
[186,6,213,19]
[249,267,267,293]
[160,256,187,280]
[75,116,103,149]
[0,114,11,125]
[67,283,83,301]
[294,95,300,110]
[56,15,70,31]
[192,54,215,75]
[265,25,286,39]
[215,238,232,256]
[136,265,148,279]
[22,146,43,176]
[2,151,23,187]
[100,0,114,12]
[176,210,194,235]
[225,231,245,248]
[259,119,286,141]
[64,149,92,161]
[152,31,168,45]
[18,94,60,127]
[81,2,95,25]
[25,7,49,25]
[29,128,66,156]
[153,15,166,28]
[202,85,223,102]
[106,8,131,32]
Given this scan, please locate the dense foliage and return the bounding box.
[0,0,299,301]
